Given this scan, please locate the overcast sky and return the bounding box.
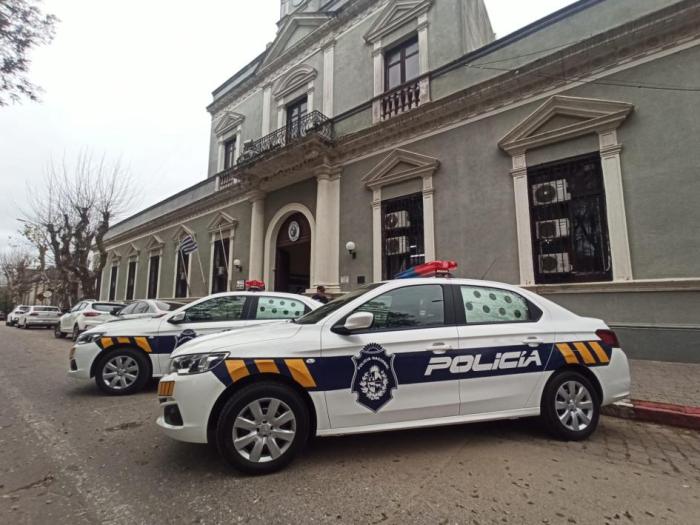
[0,0,576,253]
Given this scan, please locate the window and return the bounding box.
[460,286,538,324]
[108,265,118,301]
[382,192,424,280]
[93,303,122,312]
[133,301,150,314]
[355,284,444,331]
[211,238,230,294]
[528,154,612,284]
[125,260,137,301]
[147,255,160,299]
[184,296,247,323]
[175,252,190,298]
[385,37,419,92]
[255,296,309,320]
[223,138,237,169]
[286,96,308,140]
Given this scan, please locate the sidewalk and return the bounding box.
[603,359,700,430]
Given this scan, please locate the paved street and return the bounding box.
[1,325,699,525]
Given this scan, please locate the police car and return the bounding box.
[156,274,631,475]
[68,291,321,395]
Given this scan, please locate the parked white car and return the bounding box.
[17,305,62,329]
[6,305,30,326]
[113,300,185,321]
[55,300,124,341]
[156,277,631,475]
[68,292,321,395]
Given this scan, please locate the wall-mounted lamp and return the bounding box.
[233,258,243,272]
[345,241,357,259]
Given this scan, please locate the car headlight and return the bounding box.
[76,332,105,345]
[169,352,229,375]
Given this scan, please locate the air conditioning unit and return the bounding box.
[536,218,570,240]
[384,210,410,230]
[532,179,570,205]
[385,236,410,255]
[539,253,572,274]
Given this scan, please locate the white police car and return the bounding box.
[156,277,631,474]
[68,291,321,395]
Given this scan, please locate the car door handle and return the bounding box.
[522,336,543,347]
[427,342,453,354]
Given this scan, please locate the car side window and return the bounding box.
[184,296,247,323]
[255,296,308,320]
[119,303,136,315]
[71,302,84,313]
[134,302,150,314]
[355,284,445,331]
[460,286,533,324]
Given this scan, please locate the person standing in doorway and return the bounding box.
[312,285,330,304]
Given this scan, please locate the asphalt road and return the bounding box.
[1,325,699,525]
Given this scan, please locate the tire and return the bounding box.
[95,347,151,396]
[54,325,66,338]
[216,383,310,475]
[22,320,29,329]
[71,324,80,341]
[541,370,600,441]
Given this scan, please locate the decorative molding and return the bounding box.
[364,0,433,44]
[207,211,238,233]
[525,278,700,295]
[145,235,164,253]
[263,13,333,67]
[214,111,245,137]
[171,224,195,242]
[498,95,634,155]
[272,63,318,100]
[362,148,439,190]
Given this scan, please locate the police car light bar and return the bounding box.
[244,280,265,291]
[394,260,458,279]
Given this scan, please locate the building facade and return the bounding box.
[102,0,700,362]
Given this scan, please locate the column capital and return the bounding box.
[315,164,342,181]
[245,189,266,203]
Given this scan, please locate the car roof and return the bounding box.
[378,277,527,291]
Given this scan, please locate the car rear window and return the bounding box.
[93,303,122,312]
[34,307,60,312]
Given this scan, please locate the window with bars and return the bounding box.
[211,238,230,294]
[382,192,425,280]
[175,252,190,298]
[528,153,612,284]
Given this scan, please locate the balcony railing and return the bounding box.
[376,74,430,122]
[218,110,334,190]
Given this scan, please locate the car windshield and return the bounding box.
[34,307,60,312]
[157,301,184,311]
[294,284,382,325]
[93,303,123,312]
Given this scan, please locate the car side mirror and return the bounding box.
[168,311,186,324]
[333,312,374,335]
[112,307,122,316]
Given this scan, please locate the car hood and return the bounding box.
[83,316,162,334]
[171,321,301,357]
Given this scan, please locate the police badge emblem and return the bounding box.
[175,329,198,349]
[351,343,398,412]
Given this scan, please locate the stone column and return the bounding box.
[511,154,535,286]
[422,175,436,262]
[247,191,266,282]
[372,189,382,282]
[314,165,341,293]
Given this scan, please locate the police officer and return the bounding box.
[311,285,330,304]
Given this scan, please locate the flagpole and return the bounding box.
[196,250,207,296]
[178,248,191,297]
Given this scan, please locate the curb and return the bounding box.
[603,399,700,430]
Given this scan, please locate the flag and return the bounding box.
[179,234,198,255]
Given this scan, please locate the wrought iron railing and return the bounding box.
[218,110,334,189]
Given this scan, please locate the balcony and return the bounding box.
[218,110,334,190]
[374,74,430,123]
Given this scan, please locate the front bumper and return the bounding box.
[67,342,102,380]
[156,371,226,444]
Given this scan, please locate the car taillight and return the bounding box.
[83,311,100,317]
[596,329,620,347]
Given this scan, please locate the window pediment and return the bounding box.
[214,111,245,137]
[207,212,239,233]
[499,95,634,155]
[264,13,332,66]
[145,235,164,252]
[171,224,195,242]
[364,0,433,44]
[362,148,439,190]
[272,63,318,100]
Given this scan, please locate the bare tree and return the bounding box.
[0,0,57,106]
[25,152,136,304]
[0,248,34,304]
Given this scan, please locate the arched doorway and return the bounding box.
[274,212,311,293]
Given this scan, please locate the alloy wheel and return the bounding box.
[232,397,297,463]
[555,380,594,432]
[102,356,140,390]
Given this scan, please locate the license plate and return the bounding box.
[158,381,175,397]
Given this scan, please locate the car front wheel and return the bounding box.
[541,370,600,441]
[217,383,310,475]
[95,348,150,396]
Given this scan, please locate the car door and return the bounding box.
[451,284,555,415]
[62,302,84,331]
[321,283,460,429]
[154,295,254,373]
